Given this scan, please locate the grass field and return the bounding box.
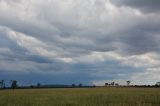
[0,88,160,106]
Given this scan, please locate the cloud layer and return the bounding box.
[0,0,160,85]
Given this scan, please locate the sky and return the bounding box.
[0,0,160,86]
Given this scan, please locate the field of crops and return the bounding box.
[0,88,160,106]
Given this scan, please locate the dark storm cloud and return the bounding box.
[0,59,142,85]
[111,0,160,13]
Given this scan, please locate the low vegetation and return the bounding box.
[0,88,160,106]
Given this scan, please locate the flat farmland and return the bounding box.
[0,88,160,106]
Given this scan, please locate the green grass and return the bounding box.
[0,88,160,106]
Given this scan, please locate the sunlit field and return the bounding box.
[0,88,160,106]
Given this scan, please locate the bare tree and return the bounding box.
[72,84,76,88]
[126,81,131,86]
[111,82,115,86]
[37,83,41,88]
[10,80,17,89]
[0,80,4,88]
[78,83,82,87]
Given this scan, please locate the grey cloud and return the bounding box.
[0,27,53,64]
[0,0,160,84]
[116,16,160,55]
[120,33,160,55]
[111,0,160,13]
[0,0,159,58]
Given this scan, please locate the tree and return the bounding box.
[155,82,160,86]
[111,82,115,86]
[30,85,34,88]
[105,83,109,86]
[115,83,119,87]
[37,83,41,88]
[78,83,82,87]
[0,80,5,88]
[126,81,131,86]
[93,85,96,88]
[11,80,17,89]
[72,84,76,88]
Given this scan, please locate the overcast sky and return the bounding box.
[0,0,160,86]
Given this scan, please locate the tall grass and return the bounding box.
[0,88,160,106]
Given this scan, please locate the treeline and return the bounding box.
[17,84,95,89]
[104,81,160,88]
[0,80,95,89]
[103,85,160,88]
[0,80,18,89]
[0,80,160,89]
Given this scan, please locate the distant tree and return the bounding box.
[3,80,5,88]
[0,80,5,88]
[126,81,131,86]
[78,83,82,87]
[115,83,119,87]
[105,83,109,86]
[72,84,76,88]
[111,82,115,86]
[11,80,17,89]
[93,85,96,88]
[30,85,34,88]
[37,83,41,88]
[155,82,160,86]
